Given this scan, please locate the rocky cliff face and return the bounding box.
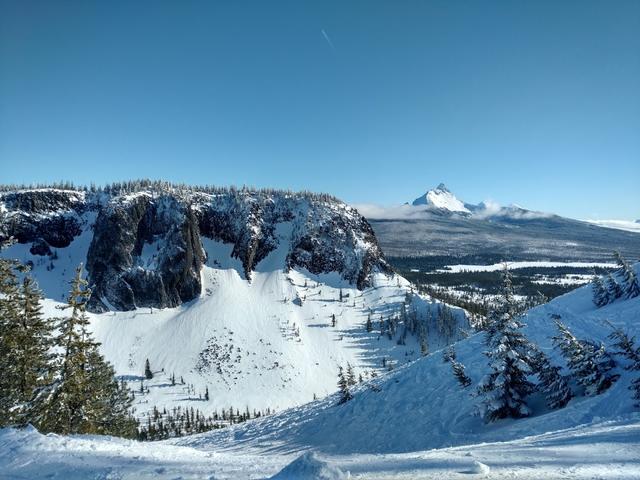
[0,186,390,311]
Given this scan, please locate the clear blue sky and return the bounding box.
[1,0,638,219]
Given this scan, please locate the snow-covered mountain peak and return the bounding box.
[412,183,470,214]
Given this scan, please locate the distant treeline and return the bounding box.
[0,179,340,203]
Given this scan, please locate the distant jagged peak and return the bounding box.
[411,183,470,214]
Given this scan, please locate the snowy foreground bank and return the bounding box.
[1,417,639,479]
[2,254,639,479]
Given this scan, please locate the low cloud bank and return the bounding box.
[353,200,553,220]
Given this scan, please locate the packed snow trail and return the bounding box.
[1,418,639,479]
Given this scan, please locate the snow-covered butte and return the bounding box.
[0,185,391,311]
[0,183,470,420]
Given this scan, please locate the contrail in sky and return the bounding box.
[321,29,335,50]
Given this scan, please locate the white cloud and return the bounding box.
[352,203,434,220]
[353,200,554,221]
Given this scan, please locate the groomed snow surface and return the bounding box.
[1,417,638,479]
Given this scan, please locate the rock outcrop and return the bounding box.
[0,185,390,312]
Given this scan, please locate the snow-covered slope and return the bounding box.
[0,191,469,419]
[173,265,640,455]
[2,398,639,479]
[412,183,470,214]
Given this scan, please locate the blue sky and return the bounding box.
[1,0,638,220]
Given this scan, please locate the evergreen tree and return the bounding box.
[530,350,573,409]
[346,363,356,387]
[553,321,618,396]
[365,314,372,333]
[204,386,209,401]
[605,274,623,301]
[613,251,640,299]
[451,359,471,388]
[12,277,54,425]
[420,331,428,357]
[0,256,22,425]
[145,358,153,379]
[34,265,136,437]
[337,366,352,404]
[591,274,609,308]
[631,377,640,407]
[442,345,455,363]
[608,326,640,368]
[477,266,534,422]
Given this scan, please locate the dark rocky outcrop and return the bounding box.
[0,186,390,312]
[85,194,205,312]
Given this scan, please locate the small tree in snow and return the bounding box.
[530,350,573,409]
[476,266,535,422]
[553,321,618,396]
[591,274,609,308]
[451,358,471,388]
[605,274,623,301]
[607,326,640,408]
[337,366,352,404]
[608,326,640,368]
[346,363,356,387]
[613,252,640,299]
[145,358,153,380]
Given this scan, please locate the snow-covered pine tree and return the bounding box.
[530,350,573,409]
[442,345,455,363]
[84,348,138,437]
[346,363,356,387]
[476,265,535,422]
[613,251,640,299]
[605,274,624,301]
[553,321,618,396]
[591,274,610,307]
[450,357,471,388]
[607,326,640,407]
[365,314,372,332]
[34,265,137,437]
[337,366,352,404]
[608,326,640,369]
[0,256,22,425]
[12,277,54,425]
[420,326,428,357]
[145,358,153,379]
